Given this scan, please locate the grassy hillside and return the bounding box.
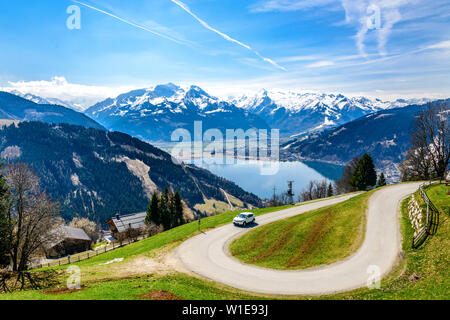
[0,204,298,300]
[1,184,448,300]
[229,191,371,270]
[0,121,261,222]
[326,183,449,299]
[424,183,449,215]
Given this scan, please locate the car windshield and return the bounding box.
[237,214,248,218]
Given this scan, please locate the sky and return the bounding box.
[0,0,449,107]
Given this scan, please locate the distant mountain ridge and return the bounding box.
[0,91,105,130]
[280,99,450,181]
[85,83,270,142]
[229,90,430,138]
[9,90,84,111]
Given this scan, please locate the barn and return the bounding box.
[45,226,92,259]
[106,212,147,238]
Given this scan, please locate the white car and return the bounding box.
[233,212,255,226]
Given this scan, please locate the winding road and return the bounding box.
[176,183,420,295]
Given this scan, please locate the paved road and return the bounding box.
[176,183,420,295]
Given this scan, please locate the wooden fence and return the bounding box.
[30,235,149,270]
[411,181,440,248]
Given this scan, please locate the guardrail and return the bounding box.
[412,181,440,248]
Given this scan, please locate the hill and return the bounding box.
[0,121,261,223]
[0,91,104,130]
[2,183,447,300]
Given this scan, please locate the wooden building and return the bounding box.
[106,212,147,238]
[45,226,92,259]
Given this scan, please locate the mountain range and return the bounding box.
[0,91,104,130]
[280,99,450,181]
[9,90,84,111]
[229,90,430,138]
[11,84,430,141]
[85,84,270,142]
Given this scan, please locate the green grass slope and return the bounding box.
[328,183,449,300]
[229,191,371,270]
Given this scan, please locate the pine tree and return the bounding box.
[350,154,377,191]
[377,172,387,187]
[327,183,334,197]
[146,192,160,226]
[0,162,12,268]
[160,187,171,230]
[173,191,185,227]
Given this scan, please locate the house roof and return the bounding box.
[109,212,147,233]
[46,226,91,249]
[61,226,91,241]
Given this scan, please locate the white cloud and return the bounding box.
[250,0,450,57]
[2,76,136,110]
[426,40,450,50]
[277,55,323,63]
[171,0,287,71]
[306,60,335,68]
[251,0,337,12]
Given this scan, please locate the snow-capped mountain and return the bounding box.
[229,90,430,137]
[10,90,84,112]
[280,99,449,182]
[85,83,270,142]
[0,91,105,130]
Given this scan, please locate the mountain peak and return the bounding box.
[152,83,183,98]
[186,85,212,99]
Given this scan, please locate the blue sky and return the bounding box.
[0,0,449,105]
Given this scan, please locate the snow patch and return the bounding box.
[113,156,157,198]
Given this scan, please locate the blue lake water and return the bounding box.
[189,158,344,200]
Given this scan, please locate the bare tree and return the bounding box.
[336,157,361,194]
[6,163,61,272]
[69,217,100,243]
[401,101,450,181]
[299,180,330,202]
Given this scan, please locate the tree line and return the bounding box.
[145,187,185,233]
[267,153,386,207]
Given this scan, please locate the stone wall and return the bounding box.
[408,195,425,238]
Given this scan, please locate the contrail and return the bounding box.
[71,0,188,45]
[170,0,287,71]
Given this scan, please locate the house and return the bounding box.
[45,226,92,259]
[106,212,147,238]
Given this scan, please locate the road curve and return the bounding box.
[176,183,420,295]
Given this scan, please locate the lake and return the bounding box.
[189,158,344,200]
